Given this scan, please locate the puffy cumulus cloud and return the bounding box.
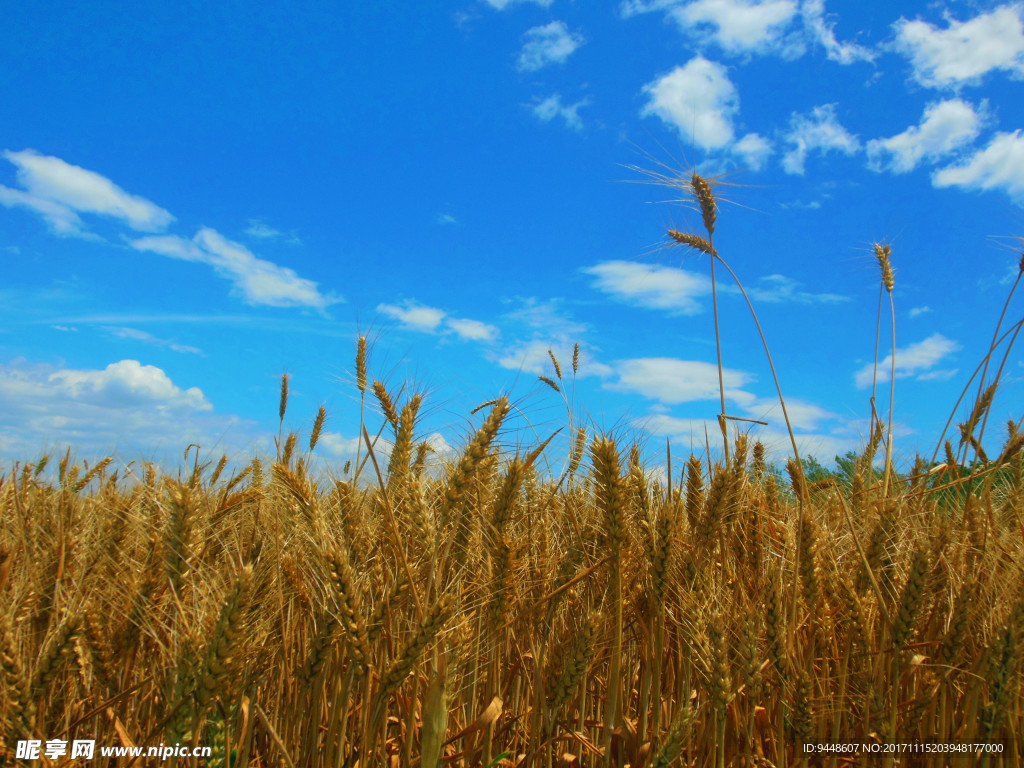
[531,94,590,131]
[495,297,611,377]
[317,431,455,478]
[754,428,862,464]
[607,357,757,406]
[867,99,984,174]
[130,229,340,310]
[800,0,874,64]
[497,339,613,378]
[634,388,862,464]
[44,360,210,411]
[584,261,845,309]
[732,132,773,170]
[624,0,873,63]
[893,5,1024,87]
[854,333,961,388]
[0,186,87,237]
[0,358,246,461]
[446,317,500,342]
[377,301,447,332]
[741,396,839,432]
[318,433,393,462]
[517,21,584,72]
[781,104,861,175]
[377,300,499,342]
[641,57,739,150]
[0,149,173,236]
[633,414,721,448]
[931,130,1024,204]
[422,433,457,464]
[670,0,800,55]
[636,413,859,461]
[583,260,711,314]
[497,340,562,376]
[638,58,782,165]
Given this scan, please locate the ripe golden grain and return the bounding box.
[6,207,1024,762]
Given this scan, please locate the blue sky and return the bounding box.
[2,0,1023,474]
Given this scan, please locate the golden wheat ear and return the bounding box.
[195,564,254,711]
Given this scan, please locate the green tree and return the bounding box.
[800,454,834,484]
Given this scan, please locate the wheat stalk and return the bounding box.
[195,564,254,710]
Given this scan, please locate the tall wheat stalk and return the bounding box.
[874,244,896,499]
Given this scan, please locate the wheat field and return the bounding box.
[2,176,1023,768]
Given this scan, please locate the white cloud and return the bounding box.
[0,358,242,461]
[532,94,590,131]
[503,297,587,337]
[0,149,173,234]
[585,261,846,309]
[244,219,282,239]
[319,433,393,462]
[867,99,984,174]
[482,0,553,8]
[518,21,584,71]
[583,260,711,314]
[377,301,447,332]
[733,132,773,170]
[669,0,799,55]
[497,340,612,378]
[425,433,456,462]
[893,5,1024,87]
[635,413,720,444]
[244,220,301,244]
[854,332,961,388]
[640,56,739,150]
[447,317,500,342]
[781,104,860,174]
[624,0,873,63]
[741,395,838,431]
[909,306,932,318]
[752,427,861,463]
[498,341,564,375]
[916,368,959,381]
[931,130,1024,203]
[437,213,459,225]
[103,326,203,355]
[318,431,455,477]
[496,298,609,377]
[377,300,498,341]
[636,393,858,460]
[46,359,210,411]
[607,357,756,405]
[129,235,206,262]
[801,0,874,64]
[780,198,822,210]
[131,229,339,310]
[747,274,848,304]
[620,0,680,17]
[0,185,86,236]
